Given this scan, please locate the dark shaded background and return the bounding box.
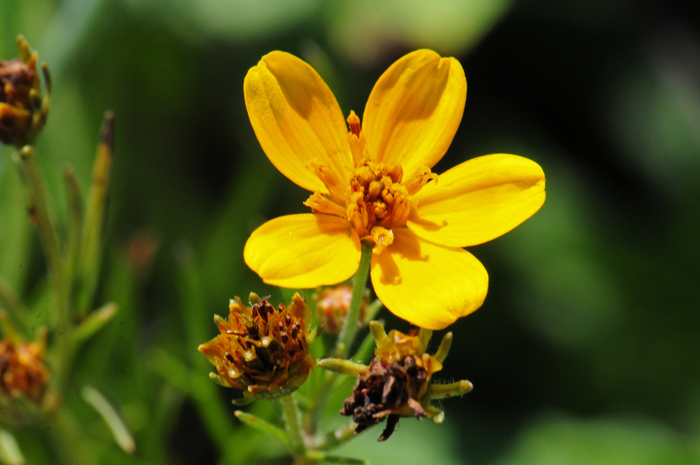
[1,0,699,463]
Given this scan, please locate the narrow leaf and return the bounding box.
[234,410,290,447]
[72,302,117,345]
[77,112,115,315]
[81,385,135,454]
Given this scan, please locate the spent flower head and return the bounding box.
[243,49,545,330]
[0,312,50,426]
[322,321,471,441]
[198,293,315,405]
[0,36,50,147]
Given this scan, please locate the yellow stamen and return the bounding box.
[369,226,394,254]
[347,110,361,137]
[303,193,345,217]
[306,158,435,251]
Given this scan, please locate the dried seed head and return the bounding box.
[0,37,50,147]
[198,293,315,404]
[340,325,449,441]
[0,312,50,426]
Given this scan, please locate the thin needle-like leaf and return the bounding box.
[77,112,114,316]
[234,410,290,448]
[81,385,135,454]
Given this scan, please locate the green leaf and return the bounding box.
[81,385,136,454]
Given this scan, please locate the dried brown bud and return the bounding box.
[0,337,49,405]
[198,293,315,404]
[0,37,50,147]
[0,310,49,419]
[340,327,444,441]
[314,285,367,334]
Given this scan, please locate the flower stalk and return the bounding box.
[280,394,306,455]
[234,410,290,447]
[0,276,29,336]
[336,241,373,358]
[13,147,64,321]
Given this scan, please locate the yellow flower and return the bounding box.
[243,49,545,330]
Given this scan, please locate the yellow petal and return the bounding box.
[408,154,545,247]
[362,49,466,179]
[370,229,488,330]
[244,214,361,288]
[244,51,352,193]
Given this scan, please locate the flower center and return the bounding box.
[304,111,437,253]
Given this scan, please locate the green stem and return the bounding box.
[0,275,30,335]
[336,242,373,358]
[62,166,83,301]
[234,411,290,448]
[279,394,306,455]
[14,147,72,399]
[13,148,64,316]
[77,113,114,316]
[307,370,338,435]
[81,385,135,454]
[71,302,117,346]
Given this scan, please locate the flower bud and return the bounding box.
[313,285,367,334]
[0,312,49,425]
[198,293,315,404]
[0,36,50,147]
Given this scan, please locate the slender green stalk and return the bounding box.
[62,166,83,297]
[81,385,135,453]
[0,275,30,335]
[234,411,290,447]
[13,147,73,399]
[307,370,339,435]
[306,243,373,437]
[50,401,95,465]
[77,112,114,316]
[71,302,117,346]
[336,242,373,358]
[13,147,65,324]
[279,394,306,455]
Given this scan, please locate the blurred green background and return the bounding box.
[1,0,700,463]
